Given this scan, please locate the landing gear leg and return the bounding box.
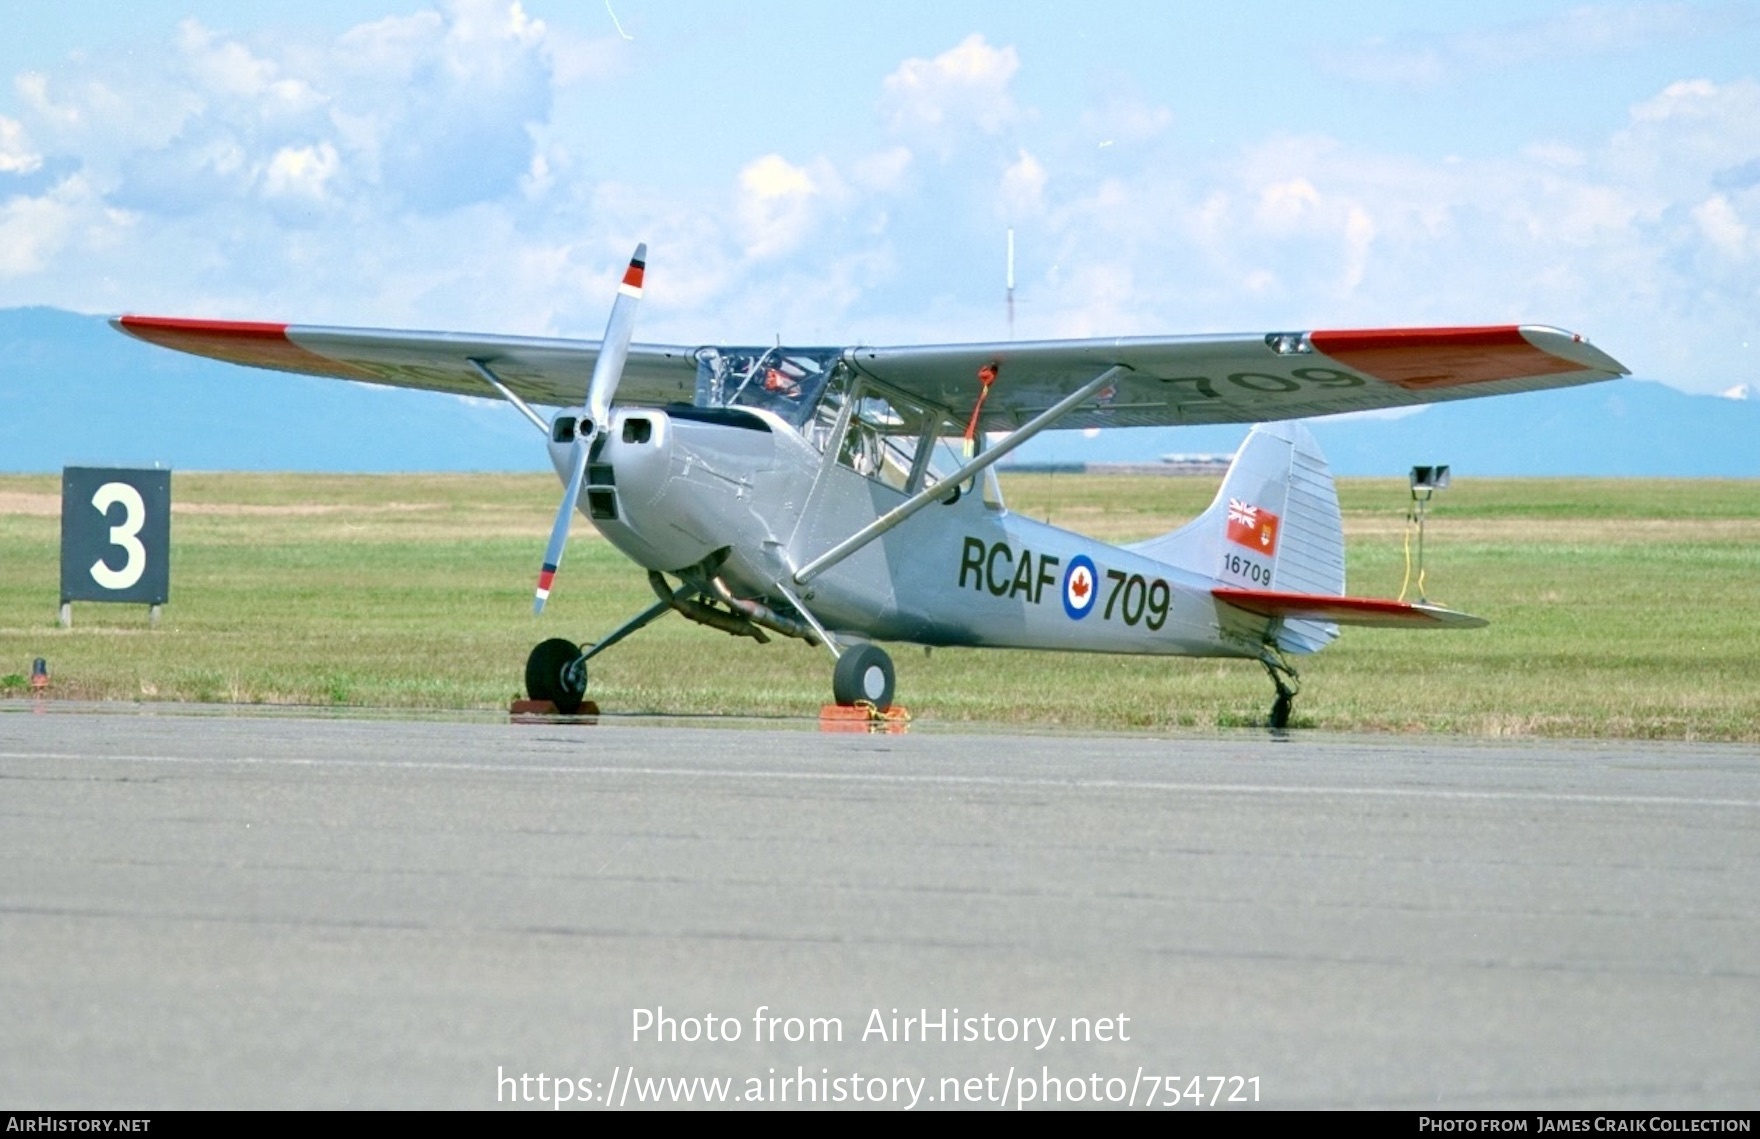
[525,593,679,713]
[1259,650,1301,730]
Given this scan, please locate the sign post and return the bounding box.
[59,467,171,627]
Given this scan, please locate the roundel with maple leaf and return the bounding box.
[1062,554,1098,620]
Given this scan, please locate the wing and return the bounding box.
[113,316,700,409]
[116,316,1628,432]
[848,325,1629,431]
[1212,588,1488,629]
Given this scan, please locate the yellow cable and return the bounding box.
[1398,516,1413,603]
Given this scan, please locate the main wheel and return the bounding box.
[526,638,588,714]
[832,643,895,709]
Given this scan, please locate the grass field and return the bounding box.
[2,470,1757,739]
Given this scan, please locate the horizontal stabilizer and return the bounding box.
[1212,588,1488,629]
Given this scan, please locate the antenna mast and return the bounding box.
[1006,228,1016,340]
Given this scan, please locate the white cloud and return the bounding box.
[1320,4,1723,87]
[1523,141,1588,169]
[1610,78,1760,197]
[262,142,341,201]
[177,19,282,101]
[1628,76,1718,122]
[1000,149,1047,219]
[880,34,1019,150]
[14,72,79,132]
[1016,75,1760,388]
[1692,194,1752,257]
[0,115,39,174]
[1340,205,1376,295]
[0,190,73,276]
[1080,97,1173,147]
[5,3,557,220]
[0,175,128,277]
[1042,259,1143,339]
[1,9,1757,400]
[734,154,825,261]
[321,0,555,210]
[851,146,914,194]
[16,66,200,167]
[541,25,626,87]
[1255,177,1322,232]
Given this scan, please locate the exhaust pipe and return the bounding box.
[648,571,769,643]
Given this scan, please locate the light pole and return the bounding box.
[1407,465,1451,603]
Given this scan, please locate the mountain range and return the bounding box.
[2,307,1754,477]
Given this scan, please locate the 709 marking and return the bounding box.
[1103,569,1171,630]
[1160,367,1364,398]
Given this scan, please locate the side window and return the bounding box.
[835,385,933,493]
[920,436,1007,511]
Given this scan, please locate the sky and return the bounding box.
[2,0,1758,395]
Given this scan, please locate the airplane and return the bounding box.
[113,244,1629,728]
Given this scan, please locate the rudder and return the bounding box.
[1128,421,1345,652]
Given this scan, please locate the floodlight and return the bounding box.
[1410,465,1451,491]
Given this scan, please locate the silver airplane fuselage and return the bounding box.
[552,405,1263,661]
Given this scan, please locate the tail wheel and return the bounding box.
[1259,649,1300,732]
[832,644,895,710]
[1270,693,1293,730]
[526,638,588,714]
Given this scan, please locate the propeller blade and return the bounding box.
[532,242,646,615]
[583,242,646,434]
[534,438,590,614]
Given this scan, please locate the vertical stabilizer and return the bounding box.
[1128,421,1345,652]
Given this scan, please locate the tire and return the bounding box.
[526,638,588,714]
[832,643,895,709]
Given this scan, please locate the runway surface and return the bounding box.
[1,703,1756,1110]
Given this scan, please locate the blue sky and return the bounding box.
[3,1,1757,394]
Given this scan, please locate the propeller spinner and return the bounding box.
[534,243,646,614]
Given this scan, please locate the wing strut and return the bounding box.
[793,364,1129,585]
[468,359,549,436]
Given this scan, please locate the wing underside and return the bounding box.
[113,316,700,410]
[849,325,1629,430]
[114,316,1628,431]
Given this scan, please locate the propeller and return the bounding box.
[534,242,646,614]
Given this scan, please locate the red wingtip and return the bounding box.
[1309,325,1581,390]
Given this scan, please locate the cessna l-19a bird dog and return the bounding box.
[116,245,1627,726]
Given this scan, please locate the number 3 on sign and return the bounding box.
[90,481,148,591]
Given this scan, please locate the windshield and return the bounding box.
[693,346,842,429]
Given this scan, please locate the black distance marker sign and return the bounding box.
[60,467,171,607]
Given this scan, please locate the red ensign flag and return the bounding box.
[1225,499,1280,556]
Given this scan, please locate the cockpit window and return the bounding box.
[693,346,841,429]
[691,346,994,502]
